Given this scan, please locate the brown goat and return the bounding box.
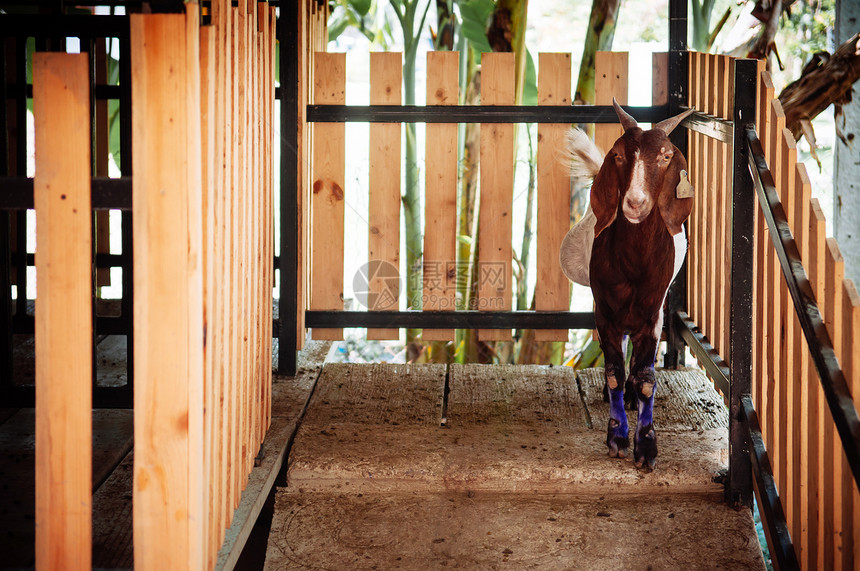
[560,100,694,470]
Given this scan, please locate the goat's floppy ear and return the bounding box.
[590,157,619,238]
[612,98,638,132]
[655,107,695,135]
[657,149,693,236]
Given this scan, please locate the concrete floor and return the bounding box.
[265,363,766,570]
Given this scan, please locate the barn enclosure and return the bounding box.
[1,0,859,569]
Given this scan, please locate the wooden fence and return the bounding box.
[753,67,859,571]
[687,52,860,570]
[32,2,275,569]
[300,49,668,345]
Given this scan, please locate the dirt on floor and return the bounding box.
[264,363,765,570]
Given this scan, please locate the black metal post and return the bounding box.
[14,37,27,327]
[120,33,134,397]
[278,1,299,375]
[663,0,687,368]
[727,58,757,509]
[0,39,13,390]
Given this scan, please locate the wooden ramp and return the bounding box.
[265,364,766,570]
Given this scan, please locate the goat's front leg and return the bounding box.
[629,322,661,471]
[596,316,629,459]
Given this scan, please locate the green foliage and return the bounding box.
[328,0,395,47]
[107,50,122,170]
[780,0,834,64]
[690,0,717,52]
[456,0,494,58]
[522,49,537,106]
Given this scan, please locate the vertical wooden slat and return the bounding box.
[296,0,310,349]
[367,52,402,340]
[651,52,668,106]
[704,53,716,351]
[793,162,812,567]
[229,5,241,511]
[777,126,798,548]
[594,51,627,153]
[240,0,252,485]
[187,8,206,565]
[763,96,779,478]
[693,51,706,334]
[723,54,735,362]
[310,52,346,340]
[808,198,827,571]
[131,7,205,568]
[267,5,276,433]
[258,3,267,443]
[750,66,762,413]
[715,55,730,361]
[423,51,459,342]
[825,237,845,570]
[247,0,259,473]
[477,52,515,341]
[708,54,721,358]
[33,52,92,571]
[769,98,787,514]
[844,280,860,571]
[535,52,572,342]
[171,4,197,562]
[217,0,232,541]
[261,3,274,439]
[250,1,260,459]
[687,52,699,330]
[695,52,707,338]
[251,0,261,472]
[754,70,774,448]
[199,23,217,566]
[699,52,709,338]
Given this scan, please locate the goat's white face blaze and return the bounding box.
[622,150,651,224]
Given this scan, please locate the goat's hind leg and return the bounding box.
[630,330,660,471]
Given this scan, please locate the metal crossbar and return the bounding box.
[306,104,668,124]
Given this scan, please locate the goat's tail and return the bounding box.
[564,128,604,180]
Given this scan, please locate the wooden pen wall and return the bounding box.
[686,53,860,571]
[32,2,275,569]
[301,50,666,344]
[751,67,860,571]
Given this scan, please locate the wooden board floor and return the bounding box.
[266,364,765,570]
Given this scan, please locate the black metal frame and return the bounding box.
[278,0,694,377]
[1,14,134,408]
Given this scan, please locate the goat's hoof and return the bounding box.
[606,418,629,459]
[633,424,658,472]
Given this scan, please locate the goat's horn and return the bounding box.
[612,98,638,131]
[655,107,695,135]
